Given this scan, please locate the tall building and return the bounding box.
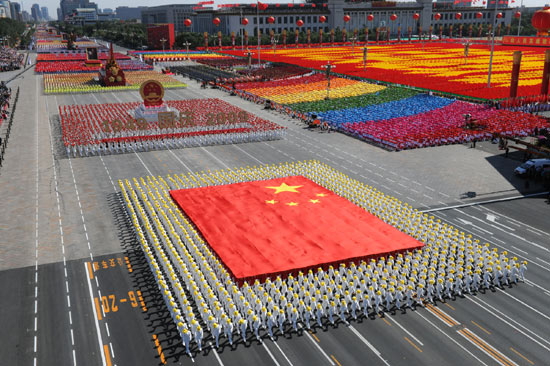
[21,10,30,21]
[31,3,42,21]
[57,7,62,21]
[41,6,49,20]
[10,2,22,21]
[116,6,146,21]
[60,0,97,20]
[0,0,11,19]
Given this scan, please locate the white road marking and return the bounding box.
[270,339,295,366]
[261,341,282,366]
[496,288,550,321]
[84,262,107,366]
[208,341,225,366]
[302,330,335,365]
[348,325,391,366]
[387,316,424,346]
[415,312,489,366]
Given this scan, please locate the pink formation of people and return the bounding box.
[58,99,285,157]
[341,100,548,150]
[120,160,526,355]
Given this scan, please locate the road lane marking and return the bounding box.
[509,347,534,365]
[460,328,517,366]
[310,332,320,343]
[87,262,94,279]
[444,303,456,311]
[261,341,281,366]
[510,246,528,255]
[104,344,112,366]
[386,316,424,346]
[496,288,550,321]
[302,328,335,365]
[85,263,107,366]
[404,337,422,353]
[207,341,224,366]
[270,339,294,366]
[153,334,167,364]
[348,325,391,366]
[415,312,489,366]
[330,355,342,366]
[471,321,491,335]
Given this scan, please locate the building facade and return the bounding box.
[116,6,146,21]
[141,4,198,34]
[31,3,42,21]
[60,0,97,20]
[10,2,22,21]
[0,1,10,19]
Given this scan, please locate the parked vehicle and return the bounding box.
[514,158,550,176]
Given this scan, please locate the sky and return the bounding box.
[25,0,550,20]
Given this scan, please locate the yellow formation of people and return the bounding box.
[119,160,526,355]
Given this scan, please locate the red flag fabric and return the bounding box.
[170,176,423,282]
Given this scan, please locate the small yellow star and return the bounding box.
[265,200,277,204]
[286,202,299,206]
[316,193,328,197]
[266,182,303,194]
[309,199,320,204]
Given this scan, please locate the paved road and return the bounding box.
[0,68,548,366]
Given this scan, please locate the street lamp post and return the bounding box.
[351,35,357,52]
[160,37,167,51]
[272,35,279,55]
[487,0,499,88]
[183,41,191,61]
[517,0,524,36]
[323,61,335,99]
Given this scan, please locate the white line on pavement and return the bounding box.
[348,325,391,366]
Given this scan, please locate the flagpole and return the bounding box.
[517,0,523,36]
[487,0,498,88]
[257,1,261,67]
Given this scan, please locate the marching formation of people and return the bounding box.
[0,82,11,124]
[0,47,24,72]
[120,160,526,356]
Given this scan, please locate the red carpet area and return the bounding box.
[170,176,423,283]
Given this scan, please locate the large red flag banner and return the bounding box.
[170,176,423,283]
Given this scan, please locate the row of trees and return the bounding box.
[172,20,537,50]
[51,21,147,50]
[0,18,32,48]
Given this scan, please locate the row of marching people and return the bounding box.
[121,160,526,356]
[65,128,285,157]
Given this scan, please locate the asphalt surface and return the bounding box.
[0,59,549,366]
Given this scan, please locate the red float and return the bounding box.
[455,13,462,20]
[241,17,249,26]
[476,12,483,19]
[296,19,304,27]
[434,13,441,21]
[184,18,192,27]
[267,16,275,24]
[319,15,327,23]
[344,14,351,23]
[213,17,220,26]
[413,13,420,20]
[532,7,550,36]
[367,14,374,22]
[390,14,397,21]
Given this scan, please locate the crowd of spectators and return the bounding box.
[0,47,24,72]
[0,82,11,124]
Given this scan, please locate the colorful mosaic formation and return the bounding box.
[223,43,550,99]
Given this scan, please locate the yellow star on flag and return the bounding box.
[286,202,299,206]
[266,182,303,194]
[309,199,320,204]
[316,193,328,197]
[265,199,277,204]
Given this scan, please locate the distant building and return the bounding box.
[57,7,62,21]
[21,9,30,21]
[101,8,113,14]
[41,6,49,20]
[147,23,175,50]
[60,0,97,20]
[141,4,198,33]
[0,0,11,19]
[116,6,146,21]
[71,7,97,24]
[31,3,42,21]
[10,2,22,21]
